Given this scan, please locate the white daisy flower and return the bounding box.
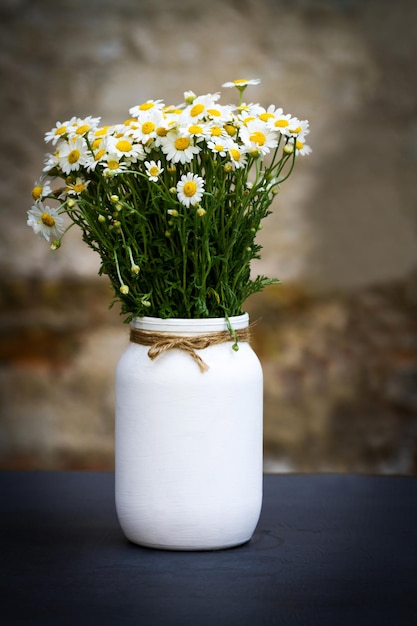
[106,135,145,163]
[294,139,312,156]
[288,119,310,137]
[43,150,60,173]
[145,160,163,181]
[57,137,90,175]
[67,116,101,138]
[257,104,281,123]
[268,109,299,136]
[205,104,234,123]
[227,144,248,170]
[207,139,230,157]
[129,99,164,117]
[27,202,65,242]
[222,79,261,88]
[160,131,200,164]
[93,125,113,140]
[129,110,164,143]
[101,154,128,176]
[31,179,52,201]
[239,120,278,156]
[65,177,90,195]
[176,172,205,207]
[237,103,264,119]
[44,118,76,144]
[203,124,228,141]
[179,122,208,141]
[182,93,221,121]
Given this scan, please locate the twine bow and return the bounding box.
[130,327,251,373]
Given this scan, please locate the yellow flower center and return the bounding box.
[116,139,132,152]
[149,165,159,177]
[243,117,255,126]
[72,183,86,193]
[55,125,67,136]
[189,124,203,134]
[207,108,221,117]
[139,102,155,111]
[108,159,120,170]
[190,104,205,117]
[295,140,304,150]
[142,121,155,134]
[95,126,109,137]
[68,149,80,164]
[275,119,289,128]
[183,181,197,197]
[41,212,55,227]
[92,138,102,150]
[233,79,248,85]
[174,137,191,151]
[32,186,42,200]
[95,149,105,161]
[249,131,266,146]
[156,126,168,137]
[259,113,274,122]
[124,118,136,125]
[214,144,225,152]
[290,125,302,134]
[76,124,90,135]
[224,124,236,137]
[230,149,241,161]
[211,126,222,137]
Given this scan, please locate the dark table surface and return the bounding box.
[0,471,416,626]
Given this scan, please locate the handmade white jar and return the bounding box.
[115,313,263,550]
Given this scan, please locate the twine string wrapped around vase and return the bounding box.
[130,326,252,373]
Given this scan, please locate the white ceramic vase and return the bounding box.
[115,313,263,551]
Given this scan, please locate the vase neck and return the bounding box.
[130,313,249,335]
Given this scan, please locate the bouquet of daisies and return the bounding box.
[28,78,311,320]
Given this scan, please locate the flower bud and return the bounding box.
[196,207,206,217]
[50,240,61,250]
[67,198,76,208]
[98,214,106,223]
[131,264,140,275]
[110,195,119,203]
[184,90,197,104]
[120,285,129,295]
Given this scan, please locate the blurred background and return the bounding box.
[1,0,417,473]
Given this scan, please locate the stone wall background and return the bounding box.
[1,0,417,472]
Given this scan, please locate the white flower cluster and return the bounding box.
[28,79,311,243]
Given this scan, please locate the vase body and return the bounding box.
[115,313,263,550]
